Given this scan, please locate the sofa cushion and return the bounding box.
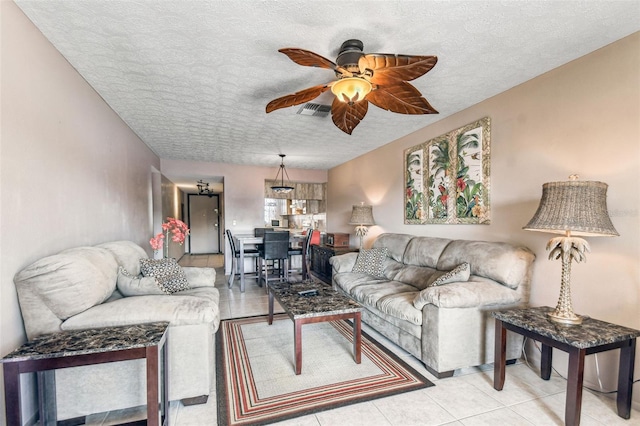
[61,290,220,329]
[13,247,118,320]
[117,267,166,296]
[97,241,148,276]
[427,262,471,287]
[437,240,534,289]
[352,248,388,277]
[140,258,190,293]
[402,236,452,268]
[333,272,388,294]
[351,280,419,306]
[372,233,413,263]
[392,264,439,290]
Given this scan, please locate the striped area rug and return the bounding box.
[216,314,433,425]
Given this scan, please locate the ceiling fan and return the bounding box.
[266,39,439,135]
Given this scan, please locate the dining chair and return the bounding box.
[226,229,260,288]
[287,228,313,280]
[258,230,290,287]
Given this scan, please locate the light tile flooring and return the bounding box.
[98,255,640,425]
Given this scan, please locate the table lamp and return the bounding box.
[349,203,375,250]
[523,175,618,325]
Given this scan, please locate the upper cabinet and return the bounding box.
[264,181,326,200]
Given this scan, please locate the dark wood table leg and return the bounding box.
[565,347,585,426]
[294,319,302,375]
[3,363,22,426]
[541,343,553,380]
[617,338,636,419]
[146,346,160,425]
[162,339,169,425]
[37,370,57,425]
[494,319,506,390]
[353,312,362,364]
[268,287,274,325]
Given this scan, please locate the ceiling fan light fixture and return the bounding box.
[331,77,372,104]
[271,154,295,194]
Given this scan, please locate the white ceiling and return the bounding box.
[15,1,640,171]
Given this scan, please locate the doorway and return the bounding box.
[188,194,221,254]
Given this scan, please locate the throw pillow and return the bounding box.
[426,262,471,287]
[116,267,167,296]
[139,258,190,294]
[352,248,388,278]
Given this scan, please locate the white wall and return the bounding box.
[328,33,640,402]
[1,2,161,421]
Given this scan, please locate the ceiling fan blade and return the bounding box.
[331,98,368,135]
[266,84,330,113]
[366,81,438,115]
[278,48,349,74]
[359,54,437,85]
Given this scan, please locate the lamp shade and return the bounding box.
[349,204,375,226]
[523,179,618,237]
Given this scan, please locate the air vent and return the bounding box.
[297,103,331,117]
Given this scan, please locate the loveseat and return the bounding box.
[13,241,220,421]
[330,233,535,378]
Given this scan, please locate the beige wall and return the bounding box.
[328,32,640,401]
[1,2,161,420]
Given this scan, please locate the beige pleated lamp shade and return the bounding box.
[523,179,618,237]
[349,204,375,226]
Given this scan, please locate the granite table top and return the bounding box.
[493,306,640,349]
[269,280,361,319]
[1,322,169,363]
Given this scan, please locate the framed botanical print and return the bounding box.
[404,117,490,224]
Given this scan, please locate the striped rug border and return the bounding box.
[216,314,434,425]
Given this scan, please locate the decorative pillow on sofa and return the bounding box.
[426,262,471,287]
[139,258,190,294]
[116,267,167,296]
[413,263,471,310]
[352,248,388,278]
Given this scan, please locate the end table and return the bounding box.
[2,322,169,425]
[493,306,639,426]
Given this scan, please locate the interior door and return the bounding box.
[189,195,220,254]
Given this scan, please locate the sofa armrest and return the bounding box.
[330,252,358,273]
[413,278,522,310]
[182,266,216,288]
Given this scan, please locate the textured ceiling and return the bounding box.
[15,1,640,171]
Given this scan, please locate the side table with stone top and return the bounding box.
[267,280,362,375]
[493,306,640,426]
[1,322,169,426]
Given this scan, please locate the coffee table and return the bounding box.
[267,280,362,375]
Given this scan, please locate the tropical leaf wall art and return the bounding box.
[404,117,490,224]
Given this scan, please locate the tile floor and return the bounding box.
[98,255,640,425]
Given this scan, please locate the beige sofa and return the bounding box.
[330,233,535,378]
[13,241,220,421]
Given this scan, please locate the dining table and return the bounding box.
[234,232,306,292]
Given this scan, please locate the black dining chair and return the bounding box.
[258,231,290,287]
[226,229,260,288]
[287,228,313,280]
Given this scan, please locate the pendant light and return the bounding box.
[271,154,295,194]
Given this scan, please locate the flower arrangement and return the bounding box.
[150,217,190,257]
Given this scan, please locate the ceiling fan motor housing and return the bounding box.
[336,39,365,73]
